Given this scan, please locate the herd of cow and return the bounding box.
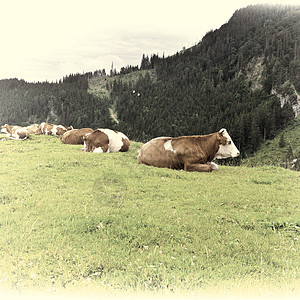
[1,122,240,172]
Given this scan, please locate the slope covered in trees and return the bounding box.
[0,74,113,129]
[242,116,300,169]
[111,4,299,156]
[0,4,299,160]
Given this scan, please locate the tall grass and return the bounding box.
[0,134,299,298]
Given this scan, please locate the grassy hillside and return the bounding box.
[243,117,300,168]
[88,69,157,99]
[88,69,157,125]
[0,133,299,298]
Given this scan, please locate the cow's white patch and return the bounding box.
[83,133,91,152]
[215,128,240,159]
[163,140,176,153]
[208,162,219,170]
[93,147,104,153]
[51,126,58,136]
[40,122,46,134]
[56,125,66,134]
[1,127,8,134]
[98,128,129,152]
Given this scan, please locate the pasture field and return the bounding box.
[0,133,299,298]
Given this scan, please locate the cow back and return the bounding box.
[84,128,130,153]
[61,128,93,144]
[100,128,130,152]
[138,137,183,169]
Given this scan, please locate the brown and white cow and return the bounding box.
[84,128,130,153]
[1,124,30,140]
[137,129,240,172]
[24,124,39,134]
[60,128,94,145]
[36,122,73,136]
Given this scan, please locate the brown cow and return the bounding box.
[36,122,73,136]
[1,124,30,140]
[60,128,94,145]
[84,128,130,153]
[137,129,240,172]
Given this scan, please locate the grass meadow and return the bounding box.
[0,133,299,299]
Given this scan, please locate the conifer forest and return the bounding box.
[0,5,299,158]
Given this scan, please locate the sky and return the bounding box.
[0,0,298,83]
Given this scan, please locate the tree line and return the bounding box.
[0,4,298,160]
[111,4,298,157]
[0,74,113,129]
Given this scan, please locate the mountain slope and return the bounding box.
[107,4,299,157]
[0,75,113,129]
[242,116,300,168]
[0,4,299,161]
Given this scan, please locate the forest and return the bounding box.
[0,4,299,158]
[0,74,113,130]
[112,5,299,155]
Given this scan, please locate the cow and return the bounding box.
[83,128,130,153]
[1,124,30,140]
[137,128,240,172]
[60,128,94,145]
[36,122,73,136]
[24,124,39,134]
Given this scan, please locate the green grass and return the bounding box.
[0,133,299,298]
[88,69,157,98]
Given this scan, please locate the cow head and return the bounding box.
[55,126,67,135]
[1,124,9,134]
[215,129,240,159]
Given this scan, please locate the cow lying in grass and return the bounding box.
[1,124,30,140]
[83,129,130,153]
[36,122,73,136]
[137,129,240,172]
[61,128,94,145]
[24,124,39,134]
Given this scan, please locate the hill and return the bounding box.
[242,116,300,168]
[90,4,300,156]
[0,4,299,162]
[0,134,299,297]
[0,75,114,129]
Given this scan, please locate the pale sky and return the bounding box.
[0,0,298,82]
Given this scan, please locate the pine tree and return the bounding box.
[279,134,286,148]
[286,144,293,161]
[250,115,261,153]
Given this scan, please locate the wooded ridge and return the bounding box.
[0,4,299,159]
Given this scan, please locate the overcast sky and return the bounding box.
[0,0,298,83]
